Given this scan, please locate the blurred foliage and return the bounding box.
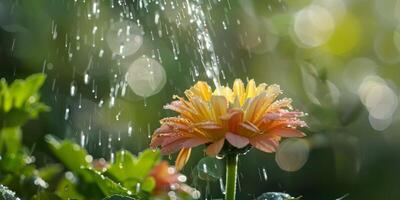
[47,135,195,200]
[0,74,52,199]
[0,74,50,128]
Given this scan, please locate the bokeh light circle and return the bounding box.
[313,0,347,21]
[126,57,167,98]
[342,57,378,94]
[293,5,335,48]
[106,20,144,57]
[358,76,399,131]
[275,138,310,172]
[374,31,400,64]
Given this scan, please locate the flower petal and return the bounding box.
[194,121,225,139]
[213,86,234,102]
[191,97,213,121]
[221,109,243,132]
[245,79,257,98]
[271,128,306,138]
[211,95,228,122]
[250,135,279,153]
[226,132,249,148]
[233,79,246,105]
[164,100,196,121]
[206,138,225,156]
[237,122,260,138]
[161,137,209,154]
[176,148,191,171]
[185,81,212,101]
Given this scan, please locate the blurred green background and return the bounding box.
[1,0,400,199]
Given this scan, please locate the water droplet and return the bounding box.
[128,123,133,137]
[84,73,90,84]
[80,131,85,147]
[219,178,225,195]
[70,81,77,97]
[64,108,70,120]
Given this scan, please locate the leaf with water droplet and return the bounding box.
[256,192,300,200]
[196,156,223,181]
[0,184,20,200]
[46,135,90,172]
[103,195,136,200]
[32,192,62,200]
[107,149,160,192]
[81,168,132,197]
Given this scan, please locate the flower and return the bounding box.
[150,79,307,170]
[149,161,198,197]
[149,161,182,192]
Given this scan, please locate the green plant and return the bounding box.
[47,136,198,200]
[0,74,54,199]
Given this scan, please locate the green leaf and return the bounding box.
[256,192,300,200]
[46,135,90,172]
[55,176,85,200]
[0,184,20,200]
[141,177,155,193]
[107,149,161,184]
[38,164,63,182]
[9,79,26,108]
[81,168,132,197]
[0,151,29,174]
[24,73,46,95]
[0,79,12,112]
[107,151,138,182]
[134,150,161,180]
[0,74,48,127]
[103,195,136,200]
[10,74,46,108]
[32,192,62,200]
[0,127,22,154]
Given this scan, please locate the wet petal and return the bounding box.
[176,148,191,171]
[265,84,281,98]
[164,100,196,121]
[161,137,208,154]
[195,121,222,129]
[206,138,225,156]
[233,79,246,105]
[185,81,212,101]
[256,83,268,95]
[195,121,225,139]
[191,97,213,121]
[237,122,260,138]
[271,128,306,138]
[221,109,243,132]
[267,98,293,112]
[211,96,228,122]
[250,135,279,153]
[226,132,249,148]
[244,93,266,122]
[213,86,234,102]
[245,79,257,98]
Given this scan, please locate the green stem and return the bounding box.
[225,153,238,200]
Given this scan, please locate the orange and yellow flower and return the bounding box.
[150,79,307,170]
